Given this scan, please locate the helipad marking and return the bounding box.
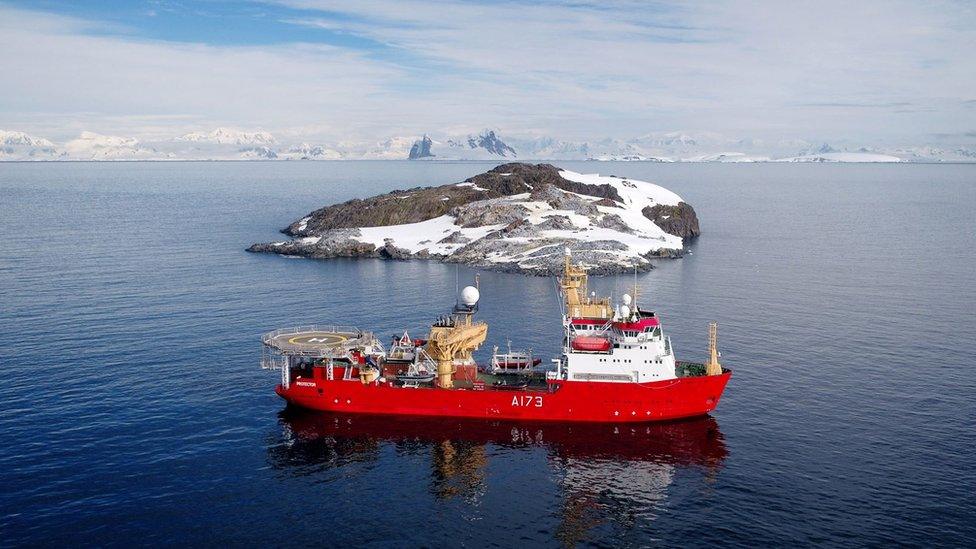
[286,333,349,346]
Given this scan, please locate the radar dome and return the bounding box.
[460,286,480,307]
[619,305,631,319]
[622,293,632,306]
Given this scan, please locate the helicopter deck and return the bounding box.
[262,325,372,357]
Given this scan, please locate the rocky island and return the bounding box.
[247,163,699,275]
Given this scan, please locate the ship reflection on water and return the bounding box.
[269,409,726,542]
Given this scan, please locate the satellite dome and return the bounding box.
[460,286,480,307]
[622,293,632,306]
[619,305,631,319]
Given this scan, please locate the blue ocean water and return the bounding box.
[1,161,974,547]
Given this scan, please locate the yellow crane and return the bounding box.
[425,285,488,389]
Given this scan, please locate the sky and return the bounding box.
[2,0,975,146]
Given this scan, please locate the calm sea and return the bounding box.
[1,161,974,547]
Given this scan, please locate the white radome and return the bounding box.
[619,305,631,319]
[622,293,632,306]
[460,286,480,306]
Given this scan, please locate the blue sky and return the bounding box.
[2,0,974,146]
[13,1,388,48]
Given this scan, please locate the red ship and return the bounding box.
[261,250,731,423]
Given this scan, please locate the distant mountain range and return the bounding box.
[2,128,974,163]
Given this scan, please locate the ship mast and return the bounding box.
[559,249,612,320]
[706,322,722,376]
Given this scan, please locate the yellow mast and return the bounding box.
[559,249,612,320]
[706,322,722,376]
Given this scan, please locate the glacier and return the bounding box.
[1,127,973,163]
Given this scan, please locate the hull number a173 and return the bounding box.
[512,395,543,407]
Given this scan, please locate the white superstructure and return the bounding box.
[555,251,679,384]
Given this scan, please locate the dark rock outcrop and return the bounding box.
[642,202,700,240]
[546,174,623,203]
[594,213,632,232]
[437,231,470,244]
[284,163,549,236]
[247,228,378,258]
[378,240,411,259]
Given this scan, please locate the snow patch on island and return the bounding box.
[255,166,695,274]
[456,182,489,191]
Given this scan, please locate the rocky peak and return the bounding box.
[798,142,837,156]
[469,130,516,157]
[408,134,434,159]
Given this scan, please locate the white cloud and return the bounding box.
[0,5,402,141]
[1,1,975,145]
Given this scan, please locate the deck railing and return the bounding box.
[260,354,288,371]
[261,325,362,345]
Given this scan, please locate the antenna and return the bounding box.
[553,277,566,318]
[633,263,638,308]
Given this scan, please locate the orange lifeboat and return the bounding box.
[571,336,612,352]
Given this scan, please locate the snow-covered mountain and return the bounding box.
[0,130,61,160]
[506,136,591,160]
[169,127,285,160]
[1,130,55,148]
[588,153,674,162]
[64,131,163,161]
[870,146,976,163]
[776,152,901,163]
[680,152,771,163]
[279,143,343,160]
[797,143,838,156]
[176,127,276,146]
[407,130,517,160]
[1,127,973,162]
[237,146,278,160]
[361,136,417,160]
[464,129,516,157]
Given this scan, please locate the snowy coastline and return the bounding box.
[248,163,700,275]
[3,128,972,163]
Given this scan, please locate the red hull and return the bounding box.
[277,371,731,423]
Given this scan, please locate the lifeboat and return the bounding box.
[571,336,612,352]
